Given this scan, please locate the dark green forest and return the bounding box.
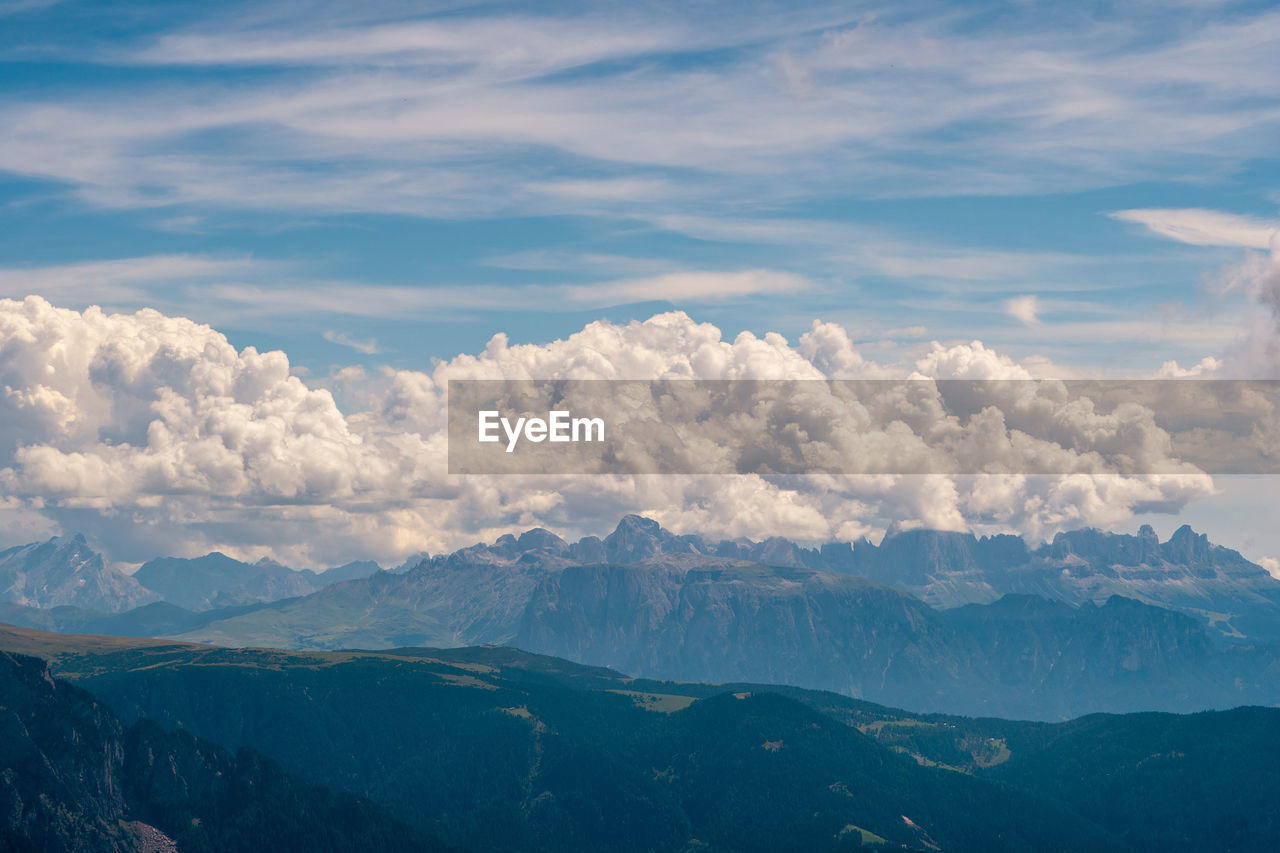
[2,623,1277,852]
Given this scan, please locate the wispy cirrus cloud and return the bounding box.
[4,2,1280,221]
[323,330,380,354]
[0,254,812,323]
[1110,208,1280,249]
[0,255,271,308]
[204,268,813,318]
[131,16,686,72]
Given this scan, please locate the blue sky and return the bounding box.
[2,0,1280,563]
[1,0,1278,372]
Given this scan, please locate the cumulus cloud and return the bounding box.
[1155,356,1221,378]
[0,296,1217,564]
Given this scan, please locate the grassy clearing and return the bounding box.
[838,824,888,845]
[608,689,698,713]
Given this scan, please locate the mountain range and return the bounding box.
[133,553,382,611]
[0,535,382,613]
[3,517,1280,719]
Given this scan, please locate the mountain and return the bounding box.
[320,559,383,584]
[0,597,296,639]
[986,707,1280,852]
[588,518,1280,642]
[741,681,1280,852]
[131,516,1276,719]
[859,524,1280,641]
[164,527,591,649]
[8,517,1279,718]
[0,534,157,612]
[15,516,1278,643]
[517,563,1280,718]
[9,623,1280,852]
[162,518,773,650]
[132,552,381,611]
[0,625,1121,852]
[0,647,451,853]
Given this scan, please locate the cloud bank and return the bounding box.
[0,295,1220,565]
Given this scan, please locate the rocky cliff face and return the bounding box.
[0,535,157,613]
[516,563,1271,719]
[517,563,947,701]
[0,649,140,852]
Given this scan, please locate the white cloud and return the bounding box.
[205,269,812,316]
[565,270,810,304]
[524,178,672,202]
[1260,557,1280,580]
[0,255,266,308]
[133,15,695,73]
[0,258,807,324]
[1005,295,1041,326]
[1155,356,1221,378]
[1110,208,1280,249]
[4,5,1280,219]
[0,296,1220,565]
[323,330,380,354]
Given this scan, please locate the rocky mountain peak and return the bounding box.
[0,534,157,612]
[603,514,667,563]
[516,527,570,555]
[1163,524,1211,568]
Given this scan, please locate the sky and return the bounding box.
[1,0,1280,567]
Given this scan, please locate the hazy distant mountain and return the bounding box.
[141,516,1280,718]
[321,559,383,584]
[0,597,294,640]
[848,524,1280,641]
[167,519,742,650]
[392,552,430,573]
[0,534,157,612]
[167,529,580,649]
[15,515,1276,640]
[7,516,1279,718]
[517,562,1278,718]
[589,517,1280,642]
[133,552,381,611]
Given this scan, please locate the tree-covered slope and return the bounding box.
[0,648,451,853]
[0,625,1116,852]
